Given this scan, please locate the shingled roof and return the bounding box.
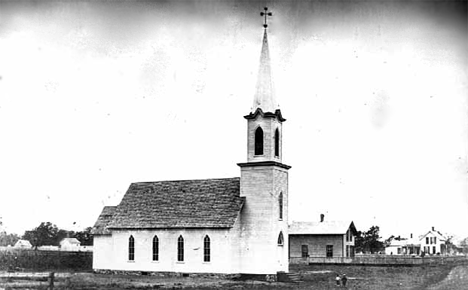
[106,177,244,230]
[92,206,117,235]
[289,221,357,235]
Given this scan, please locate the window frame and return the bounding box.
[128,235,135,261]
[301,244,308,258]
[326,245,333,258]
[274,128,280,157]
[254,126,264,155]
[278,192,283,220]
[204,235,210,262]
[152,235,159,261]
[177,235,184,262]
[277,231,284,246]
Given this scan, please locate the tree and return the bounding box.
[460,237,468,254]
[74,227,93,246]
[0,231,20,247]
[22,222,69,248]
[355,225,384,254]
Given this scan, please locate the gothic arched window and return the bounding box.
[128,235,135,261]
[274,128,280,157]
[177,235,184,262]
[204,235,210,262]
[152,235,159,261]
[279,192,283,220]
[255,127,264,155]
[278,231,284,246]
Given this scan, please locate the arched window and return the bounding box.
[177,235,184,262]
[278,232,284,246]
[204,235,210,262]
[279,192,283,220]
[152,235,159,261]
[274,128,280,157]
[128,235,135,261]
[254,127,264,155]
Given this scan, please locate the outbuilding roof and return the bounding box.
[289,221,357,235]
[14,239,32,248]
[60,238,81,245]
[103,177,244,230]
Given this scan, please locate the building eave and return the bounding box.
[244,108,286,122]
[237,161,291,170]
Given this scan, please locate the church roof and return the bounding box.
[289,221,357,235]
[105,177,244,230]
[92,206,117,235]
[252,29,277,114]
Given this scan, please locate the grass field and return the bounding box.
[1,264,467,289]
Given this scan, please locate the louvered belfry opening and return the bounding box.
[255,127,264,155]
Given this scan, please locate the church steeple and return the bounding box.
[236,8,290,275]
[243,7,287,163]
[252,29,277,113]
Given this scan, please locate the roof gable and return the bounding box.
[14,239,32,247]
[289,221,355,235]
[106,177,244,229]
[61,238,80,245]
[92,206,117,235]
[419,230,447,241]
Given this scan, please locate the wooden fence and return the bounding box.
[0,249,92,271]
[290,255,468,266]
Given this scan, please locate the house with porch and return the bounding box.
[384,234,421,256]
[385,227,449,256]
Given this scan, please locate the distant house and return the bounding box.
[385,227,449,256]
[289,215,357,263]
[420,227,447,255]
[60,238,81,251]
[384,234,420,256]
[14,239,32,249]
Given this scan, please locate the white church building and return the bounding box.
[92,17,291,276]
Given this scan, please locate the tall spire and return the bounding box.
[252,7,277,114]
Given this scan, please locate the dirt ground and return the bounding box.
[1,264,467,289]
[426,265,468,290]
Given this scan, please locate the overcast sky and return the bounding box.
[0,0,467,241]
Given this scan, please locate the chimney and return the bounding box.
[320,214,325,222]
[410,233,413,239]
[432,226,435,231]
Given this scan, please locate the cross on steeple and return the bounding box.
[260,7,272,28]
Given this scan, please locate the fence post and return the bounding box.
[48,272,55,290]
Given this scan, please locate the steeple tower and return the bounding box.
[237,7,290,275]
[242,7,287,165]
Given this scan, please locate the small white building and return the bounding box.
[384,235,420,256]
[14,239,32,249]
[60,238,81,251]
